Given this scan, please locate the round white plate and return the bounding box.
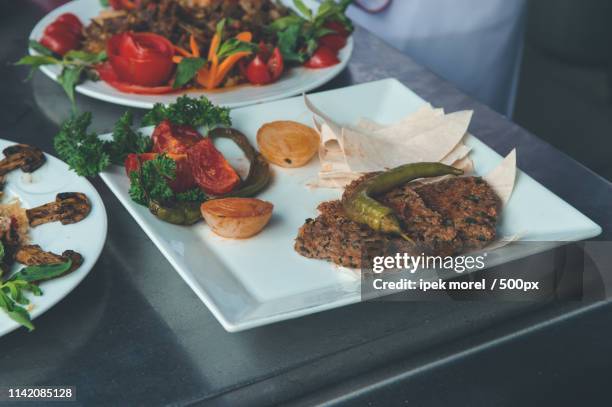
[28,0,354,109]
[0,139,107,337]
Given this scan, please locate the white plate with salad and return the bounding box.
[26,0,353,109]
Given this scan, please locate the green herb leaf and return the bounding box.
[10,261,72,283]
[175,188,207,203]
[277,24,306,63]
[54,112,111,177]
[142,95,231,129]
[128,155,177,206]
[108,111,152,164]
[64,50,107,65]
[293,0,313,20]
[15,55,60,80]
[100,0,109,7]
[216,39,257,60]
[28,39,54,57]
[268,15,304,32]
[0,241,5,264]
[57,65,84,106]
[216,18,226,39]
[173,57,206,89]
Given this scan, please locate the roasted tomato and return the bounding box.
[244,46,284,85]
[187,138,240,196]
[124,152,196,193]
[40,14,83,56]
[304,46,340,69]
[151,120,202,154]
[107,32,175,87]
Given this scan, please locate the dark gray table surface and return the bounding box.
[1,3,612,406]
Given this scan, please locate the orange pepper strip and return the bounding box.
[172,55,184,64]
[189,35,200,57]
[175,45,192,58]
[195,67,210,88]
[208,33,221,62]
[206,54,219,89]
[236,32,252,42]
[210,51,251,88]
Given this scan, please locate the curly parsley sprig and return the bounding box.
[128,154,206,206]
[142,95,232,129]
[54,110,151,177]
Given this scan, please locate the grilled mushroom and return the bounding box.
[0,144,46,176]
[15,244,83,276]
[26,192,91,227]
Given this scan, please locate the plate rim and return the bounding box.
[28,0,354,109]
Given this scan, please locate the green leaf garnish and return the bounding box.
[173,57,206,89]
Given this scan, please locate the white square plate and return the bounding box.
[99,79,601,331]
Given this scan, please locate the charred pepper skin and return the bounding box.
[208,128,271,198]
[342,162,463,240]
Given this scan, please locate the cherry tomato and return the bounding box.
[245,46,284,85]
[187,139,240,196]
[107,32,175,87]
[267,47,284,81]
[245,55,272,85]
[151,120,202,155]
[96,62,175,94]
[55,13,83,36]
[304,46,340,69]
[124,152,196,193]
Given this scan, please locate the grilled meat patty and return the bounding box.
[295,175,501,268]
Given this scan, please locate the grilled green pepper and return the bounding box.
[148,200,202,225]
[342,162,463,240]
[209,127,271,198]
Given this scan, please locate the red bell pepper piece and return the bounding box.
[187,138,240,196]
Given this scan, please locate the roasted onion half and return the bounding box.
[201,198,273,239]
[256,121,320,168]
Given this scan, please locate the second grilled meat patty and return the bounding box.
[295,175,501,268]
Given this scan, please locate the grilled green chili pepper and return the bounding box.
[148,200,202,225]
[342,162,463,240]
[209,127,271,197]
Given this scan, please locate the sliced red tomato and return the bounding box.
[244,46,284,85]
[107,32,175,87]
[55,13,83,36]
[41,18,82,56]
[40,30,79,56]
[187,138,240,196]
[124,152,196,193]
[245,55,272,85]
[304,46,340,69]
[96,62,175,94]
[151,120,202,155]
[267,47,284,80]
